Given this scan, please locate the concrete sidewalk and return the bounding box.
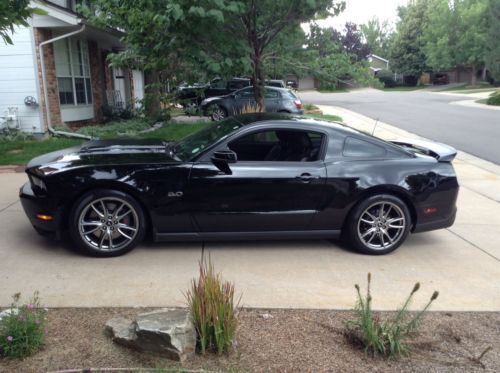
[0,109,499,311]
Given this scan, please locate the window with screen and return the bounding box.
[53,37,93,106]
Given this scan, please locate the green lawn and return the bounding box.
[0,120,210,165]
[0,113,342,166]
[378,85,427,92]
[305,114,343,122]
[437,82,494,93]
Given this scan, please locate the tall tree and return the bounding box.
[1,0,45,44]
[485,0,500,82]
[390,0,430,84]
[91,0,345,109]
[360,17,392,58]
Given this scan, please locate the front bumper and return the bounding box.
[20,182,63,236]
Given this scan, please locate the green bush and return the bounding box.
[76,119,152,139]
[486,90,500,106]
[185,258,240,355]
[0,292,47,359]
[346,273,439,358]
[376,69,396,88]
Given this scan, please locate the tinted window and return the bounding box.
[235,87,255,99]
[343,137,387,158]
[264,89,279,98]
[229,129,325,162]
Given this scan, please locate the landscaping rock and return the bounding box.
[105,317,136,347]
[170,115,210,124]
[0,308,18,321]
[105,309,196,362]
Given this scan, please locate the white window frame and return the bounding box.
[54,37,92,107]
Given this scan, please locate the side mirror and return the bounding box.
[211,149,237,174]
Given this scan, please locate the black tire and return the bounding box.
[210,105,227,121]
[69,189,146,257]
[345,194,411,255]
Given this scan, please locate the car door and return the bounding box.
[263,88,280,112]
[187,128,328,232]
[231,87,256,115]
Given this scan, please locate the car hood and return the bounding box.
[27,139,175,175]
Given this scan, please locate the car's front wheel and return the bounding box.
[69,189,146,257]
[210,105,227,121]
[345,194,411,255]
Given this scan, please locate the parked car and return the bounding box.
[433,73,449,85]
[265,79,286,88]
[176,78,250,108]
[201,86,303,121]
[20,113,459,257]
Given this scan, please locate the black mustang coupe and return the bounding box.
[20,113,459,257]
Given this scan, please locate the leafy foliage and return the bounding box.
[0,0,46,45]
[485,0,500,82]
[487,90,500,106]
[376,69,396,88]
[346,273,439,358]
[360,18,393,59]
[0,292,48,359]
[185,258,240,355]
[390,0,430,81]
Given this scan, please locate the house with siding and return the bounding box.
[0,0,144,134]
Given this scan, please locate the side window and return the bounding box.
[228,129,325,162]
[264,89,279,98]
[235,88,254,99]
[343,137,387,158]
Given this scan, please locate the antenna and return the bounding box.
[371,118,379,136]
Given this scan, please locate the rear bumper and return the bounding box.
[19,182,63,236]
[413,206,457,233]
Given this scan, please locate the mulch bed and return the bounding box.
[0,308,499,372]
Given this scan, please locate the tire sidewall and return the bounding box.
[346,194,411,255]
[69,189,146,257]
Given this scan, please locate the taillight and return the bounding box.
[293,99,302,109]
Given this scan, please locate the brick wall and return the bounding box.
[33,28,61,130]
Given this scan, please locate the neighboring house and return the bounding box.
[367,54,389,73]
[0,0,144,134]
[284,74,320,90]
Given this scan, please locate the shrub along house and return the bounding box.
[0,0,144,135]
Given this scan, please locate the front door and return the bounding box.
[187,128,328,232]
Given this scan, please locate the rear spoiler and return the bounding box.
[390,138,457,162]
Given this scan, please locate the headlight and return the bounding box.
[30,175,47,191]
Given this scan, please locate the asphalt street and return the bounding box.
[300,89,500,164]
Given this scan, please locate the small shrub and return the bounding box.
[346,273,439,358]
[0,292,47,359]
[185,258,240,355]
[376,70,396,88]
[486,90,500,106]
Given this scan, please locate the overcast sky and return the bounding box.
[310,0,409,31]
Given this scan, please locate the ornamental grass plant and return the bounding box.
[346,273,439,358]
[0,292,47,359]
[185,257,240,355]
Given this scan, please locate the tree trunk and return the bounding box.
[144,70,161,119]
[471,64,477,87]
[251,52,265,111]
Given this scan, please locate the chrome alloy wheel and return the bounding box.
[357,201,406,251]
[78,197,139,252]
[211,106,226,121]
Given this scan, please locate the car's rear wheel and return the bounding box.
[69,189,146,257]
[210,105,227,121]
[345,194,411,255]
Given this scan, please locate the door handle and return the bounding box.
[296,173,320,182]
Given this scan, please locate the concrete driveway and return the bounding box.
[0,134,499,311]
[300,88,500,164]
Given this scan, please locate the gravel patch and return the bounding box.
[0,308,498,372]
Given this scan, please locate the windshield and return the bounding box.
[173,117,243,160]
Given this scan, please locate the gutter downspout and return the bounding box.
[39,24,92,140]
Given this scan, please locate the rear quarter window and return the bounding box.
[343,137,387,158]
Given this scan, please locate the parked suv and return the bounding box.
[200,86,303,121]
